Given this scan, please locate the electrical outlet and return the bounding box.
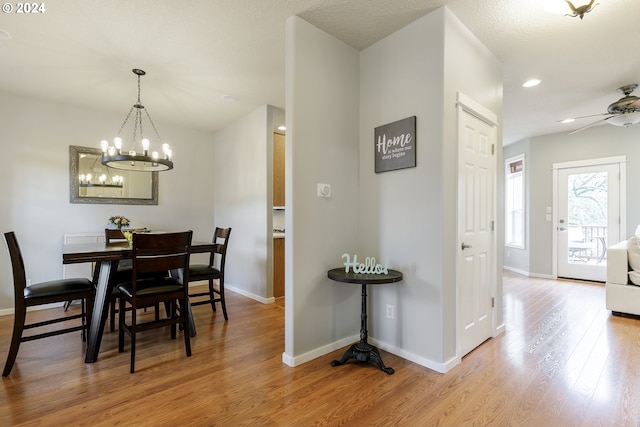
[386,304,394,319]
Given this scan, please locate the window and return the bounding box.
[505,154,525,249]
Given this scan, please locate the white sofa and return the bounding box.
[606,235,640,316]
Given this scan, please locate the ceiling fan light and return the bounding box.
[544,0,567,14]
[607,112,640,127]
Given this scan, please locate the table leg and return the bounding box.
[330,283,394,375]
[85,260,117,363]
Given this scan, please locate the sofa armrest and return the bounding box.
[607,240,630,285]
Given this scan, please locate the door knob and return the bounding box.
[461,242,472,250]
[558,227,567,231]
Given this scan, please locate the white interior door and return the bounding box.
[556,163,621,282]
[458,106,496,357]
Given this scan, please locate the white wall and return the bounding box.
[284,16,361,362]
[211,104,284,303]
[360,7,502,369]
[504,124,640,277]
[284,8,502,371]
[0,92,215,311]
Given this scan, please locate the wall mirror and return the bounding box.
[69,145,158,205]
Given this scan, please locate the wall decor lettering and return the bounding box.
[374,116,416,173]
[342,253,389,275]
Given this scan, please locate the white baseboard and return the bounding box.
[369,337,457,373]
[281,334,456,374]
[503,265,530,276]
[225,283,275,305]
[503,266,554,280]
[0,302,66,317]
[189,281,275,305]
[282,334,359,367]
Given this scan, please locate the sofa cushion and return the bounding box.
[627,235,640,286]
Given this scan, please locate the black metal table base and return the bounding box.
[331,341,394,375]
[327,269,402,376]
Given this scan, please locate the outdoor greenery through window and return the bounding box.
[567,172,607,227]
[505,155,525,249]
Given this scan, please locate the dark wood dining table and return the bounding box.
[62,239,215,363]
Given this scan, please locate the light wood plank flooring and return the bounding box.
[1,273,640,426]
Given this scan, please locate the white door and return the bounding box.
[458,106,496,357]
[556,162,621,282]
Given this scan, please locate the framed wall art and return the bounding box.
[374,116,416,173]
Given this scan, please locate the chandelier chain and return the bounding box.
[117,106,135,136]
[143,107,163,141]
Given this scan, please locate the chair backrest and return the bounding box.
[209,227,232,273]
[105,228,126,245]
[3,232,27,306]
[132,231,193,279]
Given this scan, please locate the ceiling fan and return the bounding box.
[566,84,640,135]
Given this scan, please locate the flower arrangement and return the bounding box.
[123,230,133,246]
[109,215,130,229]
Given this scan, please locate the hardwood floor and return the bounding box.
[1,274,640,426]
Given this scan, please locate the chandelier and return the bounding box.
[100,69,174,172]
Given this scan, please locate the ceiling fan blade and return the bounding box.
[556,112,610,122]
[567,115,615,135]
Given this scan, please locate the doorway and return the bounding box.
[553,157,626,282]
[456,93,498,358]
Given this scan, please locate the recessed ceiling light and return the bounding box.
[522,79,541,88]
[277,125,286,131]
[0,29,11,41]
[221,95,238,102]
[561,118,575,124]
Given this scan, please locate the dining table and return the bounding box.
[62,238,215,363]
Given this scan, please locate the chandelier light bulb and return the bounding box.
[141,138,150,156]
[86,173,92,183]
[152,151,159,160]
[114,137,123,154]
[79,174,85,183]
[100,140,108,154]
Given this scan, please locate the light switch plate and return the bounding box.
[317,183,331,198]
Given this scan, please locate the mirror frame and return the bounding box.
[69,145,159,205]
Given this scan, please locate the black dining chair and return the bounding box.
[106,229,160,332]
[188,227,232,320]
[2,231,95,377]
[116,231,193,373]
[105,228,132,332]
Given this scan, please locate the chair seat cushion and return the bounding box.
[117,277,184,299]
[24,278,94,300]
[189,264,220,278]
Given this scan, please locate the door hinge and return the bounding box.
[491,144,495,155]
[491,220,495,231]
[491,297,495,308]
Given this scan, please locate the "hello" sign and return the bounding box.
[342,253,388,274]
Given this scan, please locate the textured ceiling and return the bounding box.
[0,0,638,145]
